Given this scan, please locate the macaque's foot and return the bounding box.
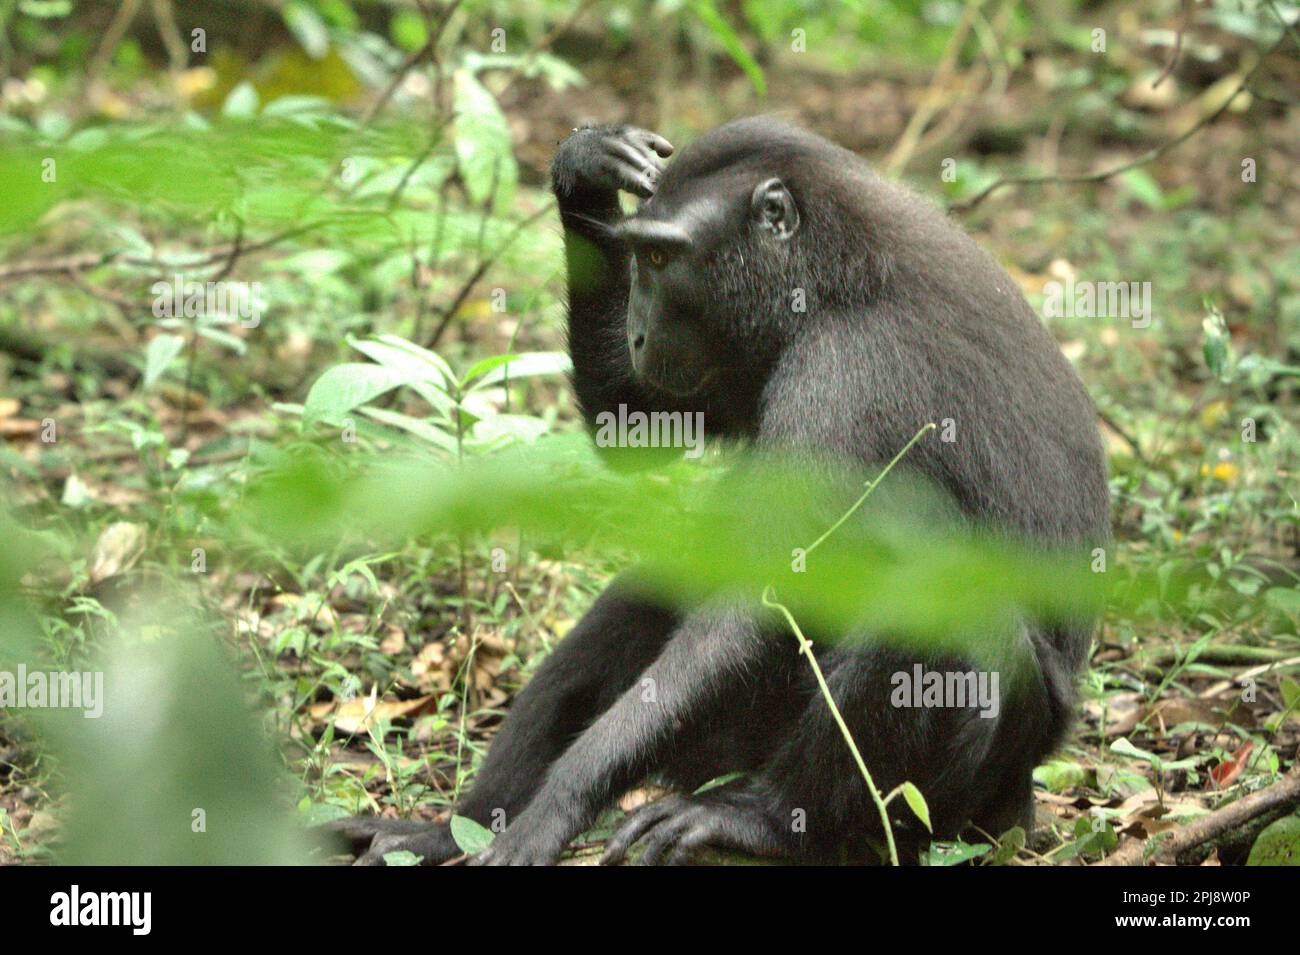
[466,806,573,866]
[601,792,789,866]
[321,817,459,866]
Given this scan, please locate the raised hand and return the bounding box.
[551,124,674,200]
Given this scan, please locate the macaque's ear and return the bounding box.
[750,177,799,239]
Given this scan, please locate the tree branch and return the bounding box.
[1095,764,1300,866]
[949,33,1284,213]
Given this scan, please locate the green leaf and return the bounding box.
[901,781,932,832]
[461,353,517,387]
[391,9,429,52]
[926,840,991,866]
[990,826,1026,865]
[1119,168,1163,209]
[528,52,585,91]
[284,0,331,59]
[222,82,260,119]
[1033,758,1092,793]
[240,436,1111,654]
[302,363,421,423]
[381,849,424,867]
[195,325,247,355]
[359,407,458,453]
[1202,311,1231,379]
[350,335,454,384]
[450,815,495,855]
[1265,588,1300,615]
[18,0,72,18]
[1111,736,1160,763]
[688,0,766,97]
[452,70,517,206]
[262,95,334,118]
[1247,815,1300,866]
[465,351,573,389]
[143,334,186,389]
[1281,678,1300,709]
[466,414,551,450]
[349,335,456,413]
[693,771,745,794]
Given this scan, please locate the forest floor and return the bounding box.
[1,31,1297,865]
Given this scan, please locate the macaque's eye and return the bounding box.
[647,249,667,268]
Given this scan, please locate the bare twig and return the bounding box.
[497,0,602,99]
[359,0,462,129]
[1097,407,1146,462]
[906,0,1015,161]
[0,324,137,379]
[0,220,325,285]
[949,34,1285,213]
[0,251,124,282]
[85,0,142,92]
[179,222,243,441]
[426,203,553,349]
[361,40,435,129]
[412,176,457,345]
[885,0,985,175]
[1198,654,1300,699]
[1264,0,1300,50]
[208,219,246,284]
[1096,764,1300,865]
[149,0,188,73]
[1152,0,1193,89]
[384,130,446,213]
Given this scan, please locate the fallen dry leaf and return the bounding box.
[379,624,406,655]
[1209,742,1254,790]
[620,785,671,813]
[88,521,147,584]
[1083,691,1143,737]
[268,593,339,630]
[309,693,435,735]
[0,418,41,437]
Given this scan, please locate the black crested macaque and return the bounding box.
[332,117,1109,865]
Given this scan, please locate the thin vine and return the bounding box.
[763,421,937,865]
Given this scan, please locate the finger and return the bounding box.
[638,815,694,866]
[352,844,390,866]
[601,148,658,196]
[637,130,674,157]
[358,832,414,866]
[608,139,670,178]
[666,828,712,866]
[319,817,422,854]
[324,817,430,838]
[606,137,664,175]
[602,159,655,198]
[601,804,672,865]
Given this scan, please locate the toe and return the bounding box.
[601,799,679,865]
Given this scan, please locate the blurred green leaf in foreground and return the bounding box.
[1,520,309,863]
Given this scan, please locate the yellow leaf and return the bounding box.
[317,694,434,735]
[88,522,147,584]
[1200,461,1240,483]
[1199,400,1230,429]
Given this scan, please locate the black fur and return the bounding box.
[332,117,1109,865]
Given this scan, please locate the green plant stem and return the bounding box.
[452,626,480,803]
[761,586,900,865]
[764,422,937,866]
[803,423,937,557]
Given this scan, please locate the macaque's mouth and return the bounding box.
[639,367,716,398]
